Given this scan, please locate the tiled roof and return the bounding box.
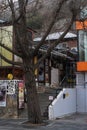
[33,32,77,60]
[34,32,77,41]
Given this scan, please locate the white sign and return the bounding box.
[49,96,53,100]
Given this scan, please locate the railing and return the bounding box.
[59,75,66,86]
[58,75,76,89]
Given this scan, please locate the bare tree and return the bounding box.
[0,0,86,124]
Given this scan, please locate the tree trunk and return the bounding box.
[23,58,42,124]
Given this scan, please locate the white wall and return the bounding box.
[49,88,76,120]
[49,72,87,120]
[76,72,87,113]
[76,86,86,112]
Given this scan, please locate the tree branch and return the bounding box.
[0,52,22,66]
[14,0,30,57]
[8,0,29,57]
[8,0,16,23]
[34,12,75,69]
[0,42,22,57]
[34,0,66,55]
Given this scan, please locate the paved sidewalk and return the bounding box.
[57,113,87,124]
[0,113,87,130]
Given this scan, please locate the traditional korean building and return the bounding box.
[0,21,78,88]
[33,32,77,88]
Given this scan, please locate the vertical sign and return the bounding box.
[18,81,24,109]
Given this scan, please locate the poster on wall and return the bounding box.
[7,80,15,95]
[0,82,7,107]
[18,81,24,109]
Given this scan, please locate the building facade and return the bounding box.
[34,32,77,88]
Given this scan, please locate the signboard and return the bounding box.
[0,82,6,107]
[7,81,15,95]
[77,62,87,71]
[49,96,53,100]
[18,81,24,109]
[76,20,87,30]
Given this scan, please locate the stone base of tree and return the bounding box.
[0,95,18,118]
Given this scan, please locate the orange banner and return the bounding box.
[76,20,87,30]
[77,62,87,71]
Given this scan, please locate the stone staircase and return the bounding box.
[18,87,62,119]
[38,87,62,119]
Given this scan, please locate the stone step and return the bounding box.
[19,87,62,119]
[38,88,61,118]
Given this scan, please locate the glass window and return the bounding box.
[78,30,85,61]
